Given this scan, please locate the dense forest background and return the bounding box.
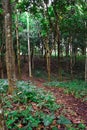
[0,0,87,84]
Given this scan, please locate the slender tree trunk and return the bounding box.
[85,52,87,82]
[31,46,34,70]
[46,53,51,81]
[0,17,4,78]
[57,26,62,81]
[66,38,69,72]
[1,23,5,79]
[3,0,16,94]
[85,21,87,82]
[45,38,51,81]
[27,12,32,78]
[66,39,69,57]
[69,36,73,79]
[57,41,62,81]
[15,10,21,80]
[73,48,77,66]
[85,42,87,81]
[54,44,57,58]
[0,55,4,78]
[0,95,7,130]
[0,99,5,130]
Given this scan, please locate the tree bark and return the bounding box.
[66,39,69,57]
[27,12,32,78]
[31,46,34,70]
[0,15,4,78]
[85,53,87,82]
[85,21,87,82]
[3,0,16,94]
[46,55,51,81]
[0,55,4,78]
[15,10,21,80]
[69,36,73,79]
[0,95,7,130]
[45,38,51,81]
[56,25,62,81]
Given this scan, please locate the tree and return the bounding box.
[85,21,87,81]
[0,14,4,78]
[85,52,87,81]
[2,0,16,94]
[15,10,21,80]
[27,11,32,78]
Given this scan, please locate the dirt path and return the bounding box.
[31,78,87,125]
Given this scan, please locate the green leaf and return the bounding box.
[6,119,15,126]
[52,126,58,130]
[43,114,55,126]
[0,8,3,14]
[78,123,86,129]
[57,115,72,125]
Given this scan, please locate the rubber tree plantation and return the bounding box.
[0,0,87,129]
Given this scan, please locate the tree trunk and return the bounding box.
[16,10,21,80]
[57,41,62,81]
[27,12,32,78]
[69,36,73,79]
[85,45,87,81]
[45,38,51,81]
[0,17,4,78]
[66,40,69,57]
[0,95,7,130]
[3,0,16,94]
[85,54,87,82]
[0,55,4,78]
[31,46,34,70]
[73,47,77,66]
[85,21,87,82]
[46,53,51,81]
[57,26,62,81]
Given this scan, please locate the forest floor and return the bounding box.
[21,76,87,127]
[32,78,87,125]
[20,57,87,127]
[0,56,87,129]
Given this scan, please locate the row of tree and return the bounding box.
[0,0,87,93]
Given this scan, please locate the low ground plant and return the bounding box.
[0,79,87,129]
[44,80,87,100]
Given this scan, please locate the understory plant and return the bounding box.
[0,79,87,129]
[44,80,87,100]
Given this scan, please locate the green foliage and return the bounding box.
[0,79,8,93]
[44,80,87,100]
[0,79,86,129]
[11,0,87,59]
[52,126,58,130]
[57,115,72,125]
[66,123,87,130]
[78,123,86,130]
[16,81,60,111]
[0,8,3,14]
[42,114,55,126]
[1,80,60,129]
